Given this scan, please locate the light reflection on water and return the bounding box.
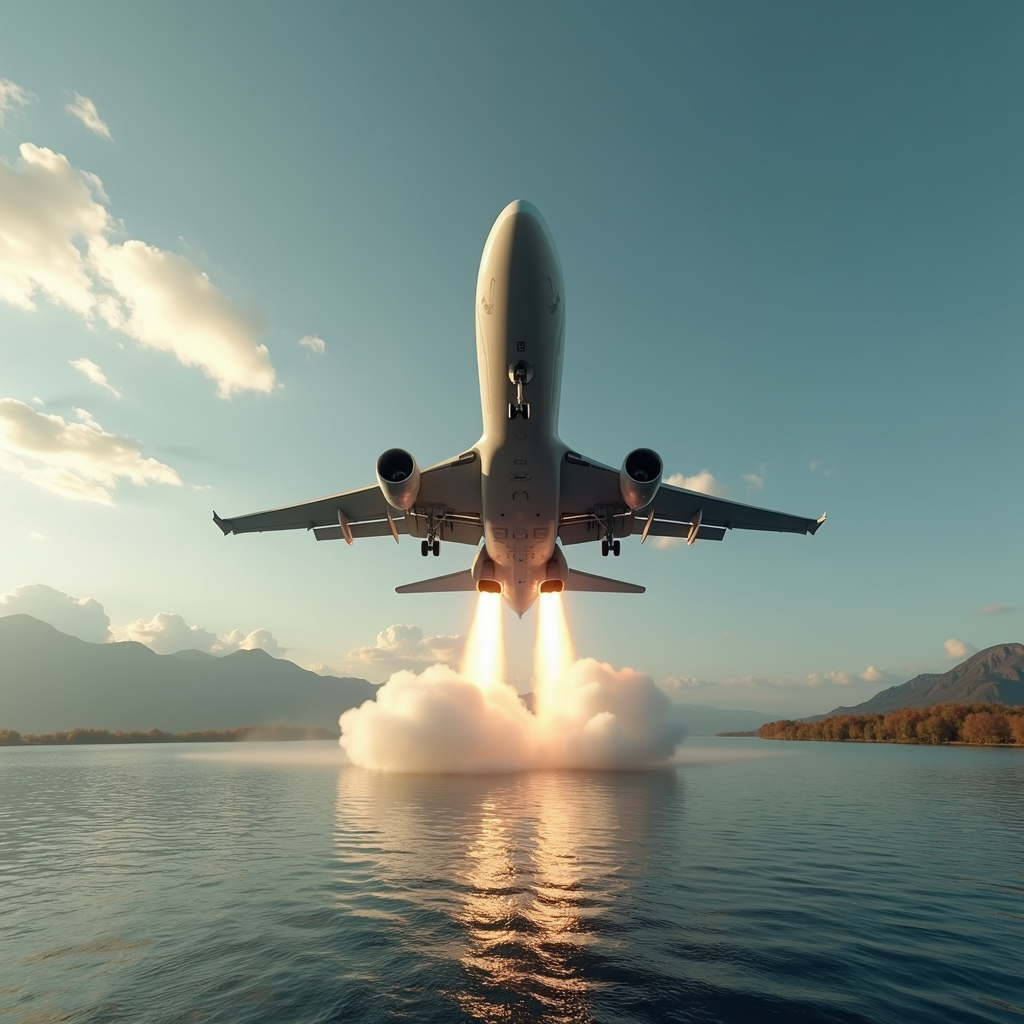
[0,740,1022,1023]
[333,771,682,1022]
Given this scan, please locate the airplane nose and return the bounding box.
[500,199,544,222]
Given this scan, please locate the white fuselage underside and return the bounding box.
[473,201,568,616]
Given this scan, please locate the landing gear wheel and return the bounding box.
[421,540,429,557]
[432,539,440,556]
[601,540,609,557]
[508,403,518,420]
[612,540,621,556]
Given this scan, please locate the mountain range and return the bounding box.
[0,614,377,733]
[813,643,1024,719]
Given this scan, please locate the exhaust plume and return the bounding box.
[339,594,686,773]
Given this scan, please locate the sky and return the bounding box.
[0,1,1021,717]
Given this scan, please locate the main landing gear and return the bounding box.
[601,539,621,557]
[421,539,440,557]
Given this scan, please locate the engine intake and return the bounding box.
[376,448,420,510]
[620,448,663,510]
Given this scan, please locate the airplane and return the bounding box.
[213,200,824,617]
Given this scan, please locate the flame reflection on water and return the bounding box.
[333,767,682,1022]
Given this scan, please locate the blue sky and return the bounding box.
[1,1,1020,715]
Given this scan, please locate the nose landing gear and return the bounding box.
[420,539,440,557]
[507,360,533,420]
[601,539,621,557]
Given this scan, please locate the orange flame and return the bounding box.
[461,592,506,688]
[533,593,576,713]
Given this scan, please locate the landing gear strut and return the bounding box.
[507,360,533,420]
[420,508,443,556]
[597,507,620,556]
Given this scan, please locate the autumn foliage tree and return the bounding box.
[758,703,1024,745]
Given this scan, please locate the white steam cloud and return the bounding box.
[340,659,686,774]
[339,596,687,773]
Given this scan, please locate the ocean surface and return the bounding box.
[1,738,1021,1024]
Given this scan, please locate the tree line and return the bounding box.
[0,725,335,746]
[758,703,1024,745]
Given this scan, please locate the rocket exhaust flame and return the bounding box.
[461,592,506,690]
[339,592,687,773]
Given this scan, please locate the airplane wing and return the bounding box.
[214,450,484,545]
[558,450,824,544]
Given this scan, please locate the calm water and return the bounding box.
[1,739,1021,1024]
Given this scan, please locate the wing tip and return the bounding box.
[212,511,233,536]
[809,511,826,536]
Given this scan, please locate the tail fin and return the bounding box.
[564,569,645,594]
[396,571,476,595]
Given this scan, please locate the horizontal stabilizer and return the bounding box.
[565,569,645,594]
[396,571,477,595]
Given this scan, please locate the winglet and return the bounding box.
[809,512,826,536]
[212,512,232,536]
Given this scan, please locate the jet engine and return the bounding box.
[376,448,420,510]
[620,448,663,510]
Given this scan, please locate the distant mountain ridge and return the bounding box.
[815,643,1024,719]
[0,614,377,733]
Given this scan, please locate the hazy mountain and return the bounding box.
[0,614,377,733]
[815,643,1024,719]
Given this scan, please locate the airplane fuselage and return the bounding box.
[474,201,566,615]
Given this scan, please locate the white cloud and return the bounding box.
[665,470,724,496]
[28,531,45,541]
[121,612,220,655]
[0,143,275,396]
[654,471,725,549]
[0,583,111,642]
[120,613,285,657]
[347,623,463,679]
[340,658,687,773]
[91,239,274,398]
[298,334,325,354]
[222,627,286,657]
[0,144,109,316]
[944,638,977,661]
[0,78,33,126]
[0,398,181,505]
[742,472,764,492]
[809,460,836,477]
[64,93,112,140]
[974,604,1015,616]
[70,357,122,397]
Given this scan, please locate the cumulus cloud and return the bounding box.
[974,604,1015,616]
[339,658,687,773]
[0,143,275,396]
[222,627,286,657]
[65,93,112,140]
[120,613,285,657]
[665,469,724,496]
[742,472,764,492]
[0,398,181,504]
[0,78,33,125]
[91,239,273,398]
[944,638,977,661]
[0,583,111,642]
[347,623,463,679]
[70,357,121,397]
[298,334,325,354]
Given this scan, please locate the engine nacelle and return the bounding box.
[620,448,663,510]
[376,448,420,510]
